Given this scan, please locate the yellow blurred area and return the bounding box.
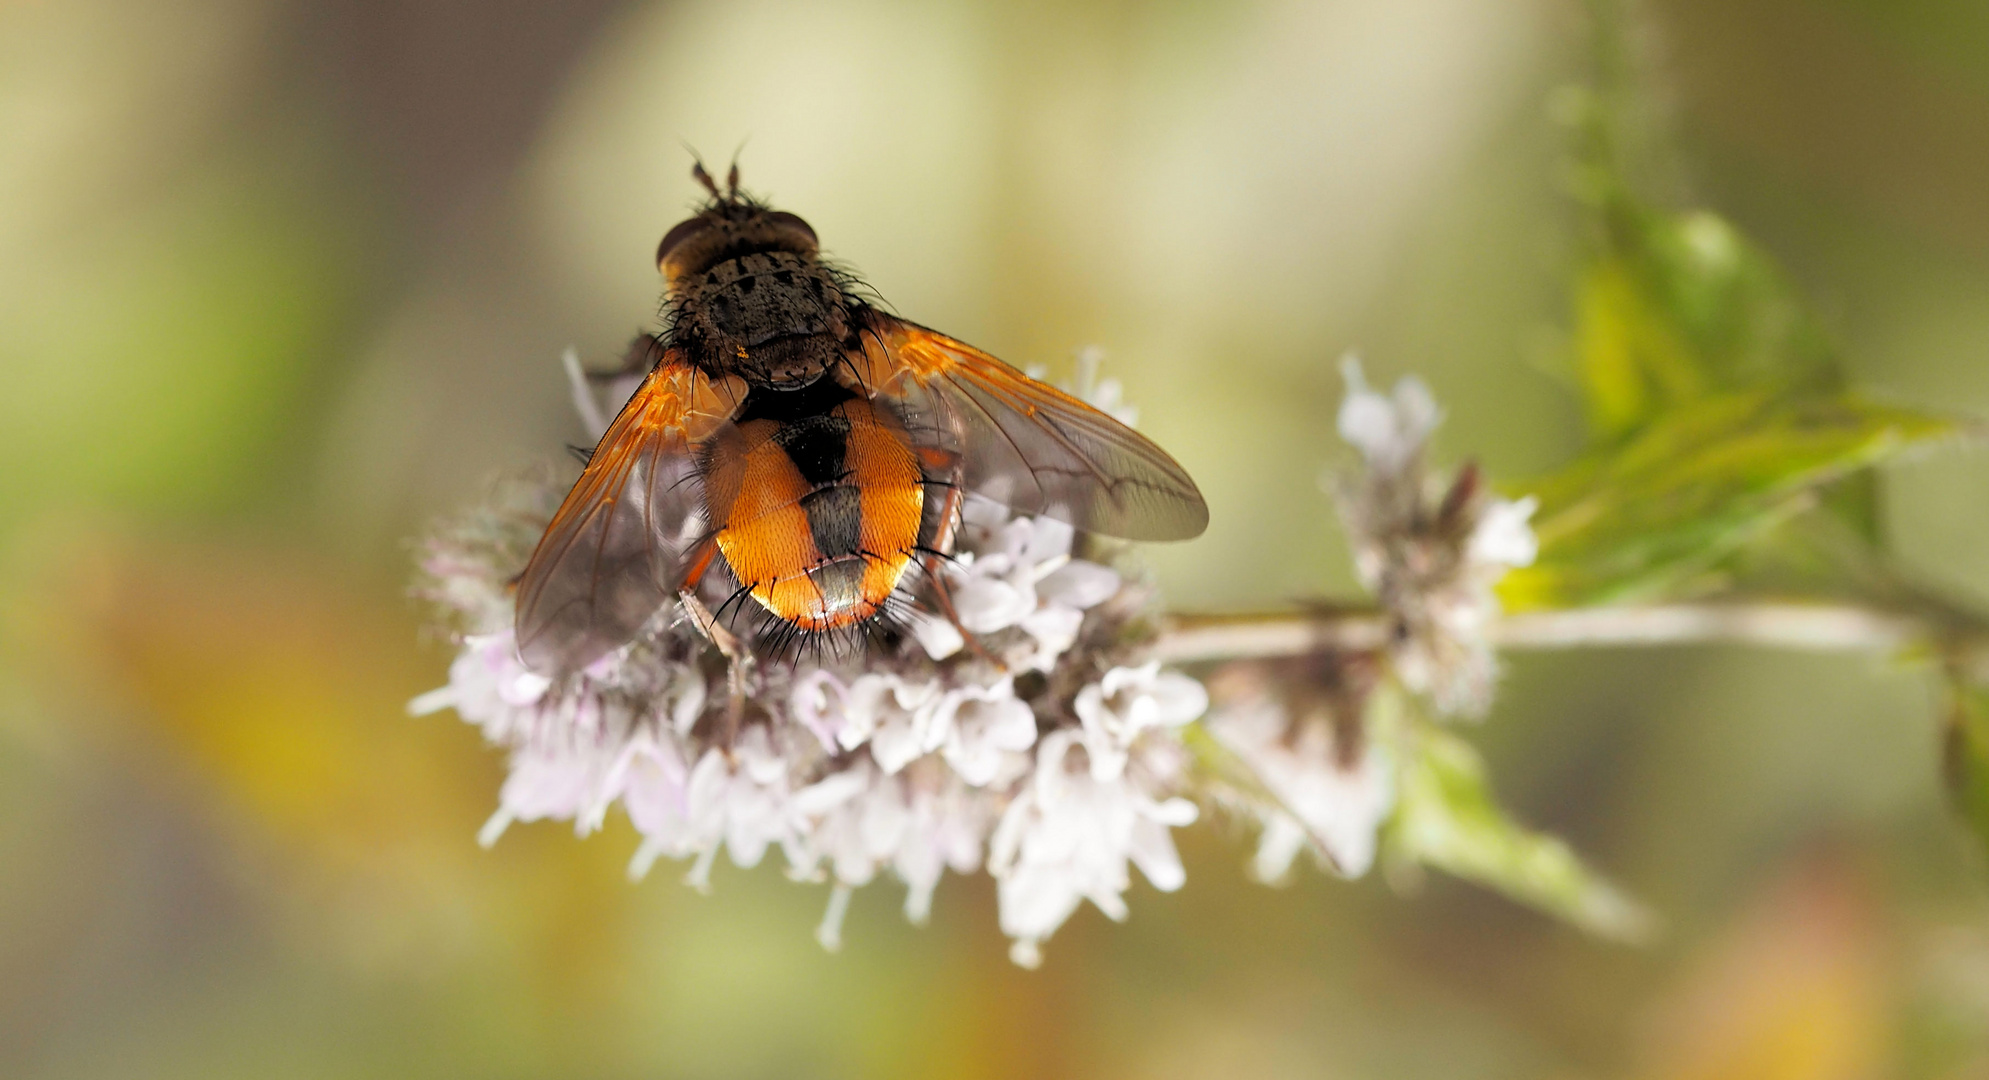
[1634,854,1888,1080]
[7,0,1989,1076]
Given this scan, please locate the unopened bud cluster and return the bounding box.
[1330,358,1537,717]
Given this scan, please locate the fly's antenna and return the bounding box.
[691,159,723,201]
[727,139,749,199]
[680,141,724,201]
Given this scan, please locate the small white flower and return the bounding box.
[783,760,1000,946]
[1209,700,1394,880]
[409,631,549,733]
[1009,558,1124,671]
[1470,495,1540,569]
[618,734,694,860]
[479,742,602,845]
[905,609,966,661]
[858,674,944,774]
[1337,355,1440,475]
[949,516,1073,630]
[798,671,944,774]
[1074,661,1210,781]
[933,676,1038,786]
[894,771,993,923]
[1011,606,1085,672]
[653,724,806,890]
[989,730,1198,967]
[1037,558,1122,609]
[951,560,1038,634]
[788,668,848,750]
[786,759,904,888]
[943,513,1123,672]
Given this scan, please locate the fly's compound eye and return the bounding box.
[656,216,713,269]
[765,211,817,248]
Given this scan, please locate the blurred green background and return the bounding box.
[6,1,1989,1076]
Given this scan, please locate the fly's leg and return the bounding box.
[677,538,752,748]
[923,559,998,668]
[915,451,1000,668]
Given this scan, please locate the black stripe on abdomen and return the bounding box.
[800,485,862,558]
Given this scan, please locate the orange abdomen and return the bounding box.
[708,399,924,631]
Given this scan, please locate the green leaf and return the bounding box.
[1817,468,1886,548]
[1385,722,1654,942]
[1944,677,1989,856]
[1575,200,1839,445]
[1510,175,1974,610]
[1501,390,1961,610]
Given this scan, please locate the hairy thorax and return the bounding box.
[675,251,850,388]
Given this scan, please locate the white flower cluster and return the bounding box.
[1330,357,1538,717]
[411,355,1211,966]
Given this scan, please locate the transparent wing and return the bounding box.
[843,309,1209,541]
[514,347,745,674]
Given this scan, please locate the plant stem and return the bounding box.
[1151,601,1926,665]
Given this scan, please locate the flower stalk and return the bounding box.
[1153,600,1928,665]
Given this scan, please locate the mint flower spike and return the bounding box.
[412,347,1221,965]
